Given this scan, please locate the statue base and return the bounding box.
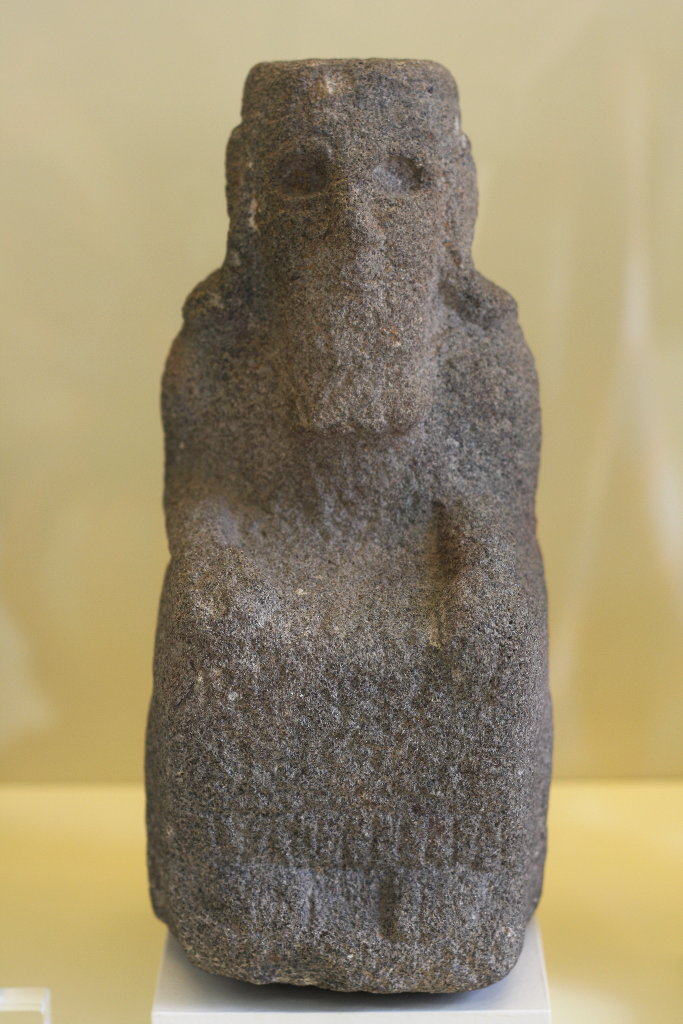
[151,918,551,1022]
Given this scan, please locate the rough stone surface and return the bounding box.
[146,59,552,994]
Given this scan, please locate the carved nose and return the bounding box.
[334,181,383,250]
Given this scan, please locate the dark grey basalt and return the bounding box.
[146,58,552,994]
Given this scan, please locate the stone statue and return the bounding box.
[146,58,552,994]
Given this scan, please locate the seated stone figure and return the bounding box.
[146,59,552,994]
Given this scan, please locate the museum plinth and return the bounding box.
[151,919,551,1022]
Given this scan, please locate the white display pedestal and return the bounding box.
[0,988,51,1023]
[152,919,551,1022]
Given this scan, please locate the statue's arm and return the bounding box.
[160,307,238,562]
[432,493,546,691]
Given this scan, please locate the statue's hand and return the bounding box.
[443,560,529,683]
[154,540,278,708]
[167,540,276,632]
[433,508,545,695]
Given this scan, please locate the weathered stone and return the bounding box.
[146,58,552,994]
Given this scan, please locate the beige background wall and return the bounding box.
[1,0,681,781]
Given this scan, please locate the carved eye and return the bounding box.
[274,151,330,196]
[372,155,428,192]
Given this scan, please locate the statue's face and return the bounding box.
[238,64,462,435]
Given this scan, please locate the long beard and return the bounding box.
[274,273,439,435]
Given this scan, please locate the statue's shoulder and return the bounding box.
[439,269,540,490]
[169,268,247,358]
[445,269,519,334]
[445,271,536,390]
[180,268,245,330]
[162,269,247,413]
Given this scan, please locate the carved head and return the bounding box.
[224,60,477,435]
